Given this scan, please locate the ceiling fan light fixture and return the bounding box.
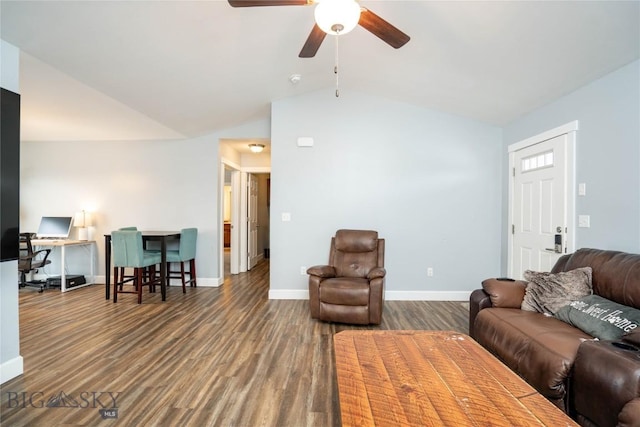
[249,143,265,153]
[314,0,361,35]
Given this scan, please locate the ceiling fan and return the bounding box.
[228,0,410,58]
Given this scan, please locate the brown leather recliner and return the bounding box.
[307,229,386,325]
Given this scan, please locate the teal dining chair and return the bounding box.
[117,226,138,288]
[112,230,161,303]
[166,228,198,292]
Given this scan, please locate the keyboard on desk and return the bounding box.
[32,239,84,245]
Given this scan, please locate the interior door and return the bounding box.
[511,134,568,278]
[247,173,259,269]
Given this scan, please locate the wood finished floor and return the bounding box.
[1,260,469,426]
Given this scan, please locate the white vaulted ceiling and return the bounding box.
[1,1,639,141]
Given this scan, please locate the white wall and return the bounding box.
[20,118,270,284]
[502,59,640,261]
[269,90,503,300]
[1,39,23,384]
[240,152,270,168]
[1,40,20,92]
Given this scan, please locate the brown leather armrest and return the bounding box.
[618,398,640,427]
[306,265,336,278]
[481,278,527,308]
[367,267,386,280]
[469,289,493,338]
[573,340,640,427]
[469,279,527,338]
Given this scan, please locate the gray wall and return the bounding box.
[502,59,640,264]
[1,39,23,384]
[270,90,503,299]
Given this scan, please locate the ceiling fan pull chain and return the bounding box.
[334,33,340,97]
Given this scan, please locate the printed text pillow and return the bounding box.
[554,295,640,340]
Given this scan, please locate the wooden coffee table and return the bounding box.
[334,330,579,426]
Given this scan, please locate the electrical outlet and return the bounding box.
[427,267,434,277]
[300,266,307,275]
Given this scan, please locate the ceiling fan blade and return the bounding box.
[299,24,326,58]
[228,0,310,7]
[358,8,410,49]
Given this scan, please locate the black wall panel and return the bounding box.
[1,87,20,262]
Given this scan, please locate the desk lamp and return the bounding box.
[74,210,91,240]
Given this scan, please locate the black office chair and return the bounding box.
[18,232,51,292]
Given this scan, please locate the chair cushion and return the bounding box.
[319,303,370,325]
[146,250,181,263]
[143,252,161,266]
[561,248,640,309]
[334,229,378,252]
[320,278,370,306]
[334,251,379,278]
[165,250,181,263]
[474,307,592,401]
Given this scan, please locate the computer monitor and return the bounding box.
[36,216,73,239]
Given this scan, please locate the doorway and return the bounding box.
[508,121,577,278]
[219,139,271,283]
[248,173,270,270]
[222,164,241,280]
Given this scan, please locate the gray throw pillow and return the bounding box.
[555,295,640,340]
[521,267,593,315]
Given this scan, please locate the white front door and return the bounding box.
[247,173,259,269]
[509,122,577,279]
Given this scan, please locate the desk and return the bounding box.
[31,239,95,292]
[104,231,180,301]
[334,330,578,427]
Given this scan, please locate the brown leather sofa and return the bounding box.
[469,248,640,427]
[307,229,385,325]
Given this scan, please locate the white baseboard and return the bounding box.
[268,289,472,301]
[268,289,309,300]
[385,291,472,301]
[94,278,469,299]
[0,356,23,384]
[194,277,223,287]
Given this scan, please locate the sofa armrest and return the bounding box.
[618,398,640,427]
[367,267,386,280]
[571,339,640,427]
[469,278,528,338]
[481,278,527,308]
[469,289,493,338]
[306,265,336,278]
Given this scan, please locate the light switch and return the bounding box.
[281,212,291,222]
[578,215,590,228]
[578,183,586,196]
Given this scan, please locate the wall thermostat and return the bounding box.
[297,137,314,147]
